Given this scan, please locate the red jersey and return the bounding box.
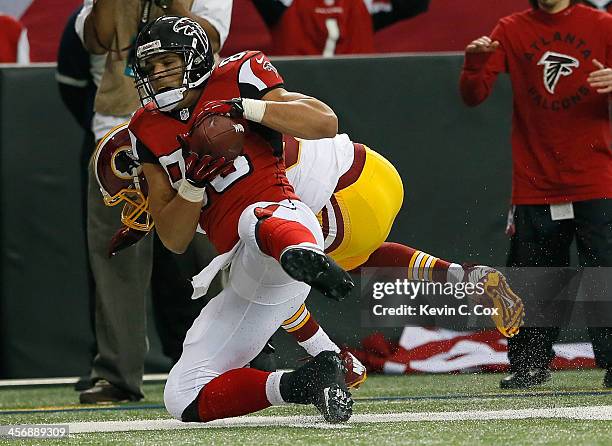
[270,0,375,56]
[129,51,298,253]
[460,4,612,204]
[0,14,25,63]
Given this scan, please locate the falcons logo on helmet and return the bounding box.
[172,18,209,55]
[537,51,579,94]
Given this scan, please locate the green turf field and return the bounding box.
[1,371,611,445]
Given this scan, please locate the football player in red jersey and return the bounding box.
[128,16,355,423]
[95,122,526,393]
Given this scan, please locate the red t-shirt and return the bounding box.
[129,51,298,253]
[0,15,24,63]
[270,0,375,56]
[460,4,612,204]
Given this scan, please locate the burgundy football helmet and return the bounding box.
[93,123,153,232]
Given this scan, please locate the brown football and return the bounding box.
[189,114,247,160]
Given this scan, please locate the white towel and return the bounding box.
[190,242,241,299]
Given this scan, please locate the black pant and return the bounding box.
[151,232,216,364]
[506,199,612,371]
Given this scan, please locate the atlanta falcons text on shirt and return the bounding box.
[523,32,594,63]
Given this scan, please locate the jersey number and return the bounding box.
[162,151,253,199]
[323,18,340,57]
[219,51,248,67]
[208,155,252,193]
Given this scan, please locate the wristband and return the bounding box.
[178,180,206,203]
[242,98,267,123]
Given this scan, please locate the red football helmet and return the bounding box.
[93,123,153,232]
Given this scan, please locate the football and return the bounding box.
[188,114,247,160]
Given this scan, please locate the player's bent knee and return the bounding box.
[164,370,209,421]
[164,385,187,420]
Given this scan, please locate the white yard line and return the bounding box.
[0,374,169,387]
[68,405,612,433]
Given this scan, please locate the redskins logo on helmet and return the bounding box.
[93,123,153,232]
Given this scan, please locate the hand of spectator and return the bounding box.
[465,36,500,54]
[588,59,612,94]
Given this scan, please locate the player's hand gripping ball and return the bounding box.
[180,111,247,161]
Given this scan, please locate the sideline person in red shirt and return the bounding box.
[460,0,612,390]
[252,0,429,57]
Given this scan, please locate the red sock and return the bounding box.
[351,242,452,282]
[255,213,317,261]
[197,368,272,422]
[281,304,320,342]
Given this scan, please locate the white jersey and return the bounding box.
[285,133,356,214]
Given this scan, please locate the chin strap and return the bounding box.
[155,87,187,111]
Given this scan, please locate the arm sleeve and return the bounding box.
[369,0,430,32]
[459,23,508,107]
[252,0,288,28]
[133,138,159,165]
[237,52,285,99]
[56,9,96,131]
[191,0,233,49]
[58,84,96,131]
[75,0,94,45]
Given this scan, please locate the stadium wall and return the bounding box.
[0,55,513,377]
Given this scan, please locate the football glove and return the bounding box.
[200,98,265,123]
[200,99,245,119]
[184,153,234,188]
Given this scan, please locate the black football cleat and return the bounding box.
[499,368,551,389]
[313,384,353,423]
[280,351,353,423]
[280,247,354,301]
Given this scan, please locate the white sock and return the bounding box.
[265,371,287,405]
[298,327,341,357]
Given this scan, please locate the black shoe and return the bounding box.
[605,368,612,388]
[280,351,353,422]
[280,247,354,301]
[314,384,353,423]
[250,342,277,372]
[500,368,551,389]
[74,376,94,391]
[79,380,141,404]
